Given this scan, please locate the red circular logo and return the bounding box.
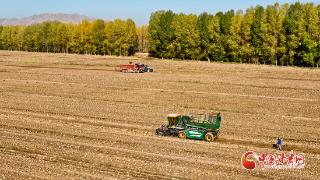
[242,151,257,170]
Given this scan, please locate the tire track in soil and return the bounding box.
[0,119,242,160]
[0,167,47,180]
[0,130,237,179]
[4,64,116,72]
[0,126,311,180]
[1,89,319,123]
[1,88,318,121]
[0,106,159,127]
[246,76,320,82]
[0,152,117,179]
[1,78,318,102]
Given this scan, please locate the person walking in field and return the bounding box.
[277,136,283,151]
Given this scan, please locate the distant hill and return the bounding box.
[0,13,95,26]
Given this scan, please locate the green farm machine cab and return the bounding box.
[156,113,222,142]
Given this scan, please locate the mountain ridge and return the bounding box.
[0,13,95,25]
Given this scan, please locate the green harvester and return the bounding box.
[156,112,222,142]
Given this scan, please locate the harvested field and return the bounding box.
[0,50,319,179]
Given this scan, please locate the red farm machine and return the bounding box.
[119,62,153,73]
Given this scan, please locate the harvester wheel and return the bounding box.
[178,131,186,139]
[205,132,215,142]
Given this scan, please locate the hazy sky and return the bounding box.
[0,0,318,25]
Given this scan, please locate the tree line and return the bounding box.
[0,19,140,56]
[148,2,320,67]
[1,2,320,67]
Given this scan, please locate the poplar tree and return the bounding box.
[240,8,255,63]
[137,25,148,53]
[226,11,243,62]
[171,13,200,60]
[0,26,3,49]
[252,6,264,61]
[91,19,105,55]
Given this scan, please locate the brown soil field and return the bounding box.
[0,50,319,179]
